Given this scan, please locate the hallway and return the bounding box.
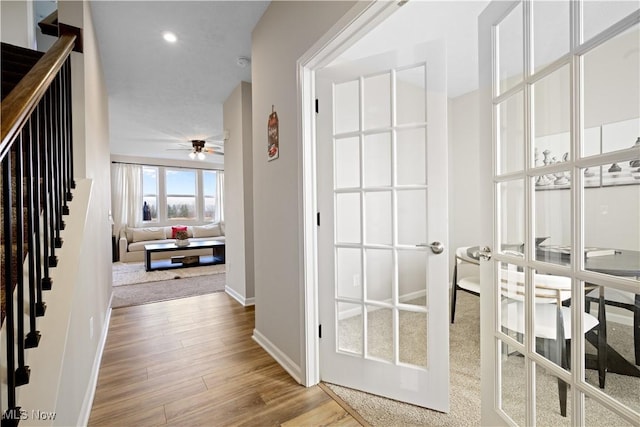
[88,293,361,426]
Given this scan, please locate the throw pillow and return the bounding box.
[171,226,188,239]
[192,223,221,238]
[131,227,166,242]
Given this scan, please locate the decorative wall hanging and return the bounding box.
[268,105,279,161]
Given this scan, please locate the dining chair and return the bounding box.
[450,246,480,323]
[585,288,639,366]
[499,267,603,417]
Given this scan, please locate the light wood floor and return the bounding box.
[88,292,363,426]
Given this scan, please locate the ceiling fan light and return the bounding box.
[197,152,206,160]
[188,151,196,160]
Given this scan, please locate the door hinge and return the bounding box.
[317,212,320,226]
[319,324,322,338]
[315,99,319,114]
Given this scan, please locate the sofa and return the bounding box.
[118,223,225,263]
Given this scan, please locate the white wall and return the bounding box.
[223,81,255,305]
[251,0,365,382]
[0,0,35,48]
[448,91,482,272]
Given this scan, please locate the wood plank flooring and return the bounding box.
[88,292,362,427]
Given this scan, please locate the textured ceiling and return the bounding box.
[90,0,270,165]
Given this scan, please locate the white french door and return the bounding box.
[316,41,449,411]
[479,1,639,425]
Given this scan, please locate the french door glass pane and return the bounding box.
[336,248,362,300]
[363,73,391,130]
[499,263,526,345]
[534,65,571,166]
[536,363,572,425]
[335,137,360,189]
[366,306,393,362]
[365,191,392,245]
[500,339,526,426]
[534,171,571,265]
[399,310,427,368]
[396,65,426,125]
[531,270,573,371]
[365,248,392,302]
[336,193,361,244]
[337,302,362,355]
[498,92,525,174]
[499,180,524,254]
[397,189,426,246]
[334,79,359,134]
[398,250,427,308]
[497,2,523,95]
[583,24,640,156]
[532,0,569,73]
[585,391,637,426]
[396,127,427,186]
[584,283,640,413]
[582,1,639,43]
[364,132,391,187]
[582,163,639,280]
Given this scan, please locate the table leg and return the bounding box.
[145,250,151,271]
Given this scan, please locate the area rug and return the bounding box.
[112,261,225,286]
[111,273,226,308]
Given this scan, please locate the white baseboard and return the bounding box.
[77,307,112,427]
[252,329,302,384]
[225,286,255,306]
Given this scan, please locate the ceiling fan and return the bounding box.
[166,134,226,160]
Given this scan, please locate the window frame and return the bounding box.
[141,165,220,224]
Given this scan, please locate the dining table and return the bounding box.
[467,245,640,387]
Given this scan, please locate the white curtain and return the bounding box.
[111,163,143,236]
[215,171,224,223]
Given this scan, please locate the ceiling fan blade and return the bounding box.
[203,147,224,155]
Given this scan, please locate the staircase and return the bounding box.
[1,31,79,426]
[1,44,44,102]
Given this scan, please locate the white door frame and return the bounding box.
[297,1,403,387]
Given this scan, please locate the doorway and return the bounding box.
[299,0,489,415]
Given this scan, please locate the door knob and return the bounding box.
[417,241,444,254]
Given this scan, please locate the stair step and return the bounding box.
[1,43,45,101]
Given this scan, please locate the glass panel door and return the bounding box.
[482,1,640,425]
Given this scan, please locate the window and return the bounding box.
[203,170,217,221]
[142,166,158,221]
[166,169,197,220]
[141,166,222,223]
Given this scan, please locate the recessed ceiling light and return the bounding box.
[163,31,177,43]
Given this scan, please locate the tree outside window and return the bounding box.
[142,166,158,221]
[203,170,217,221]
[166,169,197,220]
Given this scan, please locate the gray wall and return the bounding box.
[223,81,255,305]
[250,0,365,381]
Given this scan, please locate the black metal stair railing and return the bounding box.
[0,33,79,426]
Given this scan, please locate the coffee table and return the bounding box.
[144,240,225,272]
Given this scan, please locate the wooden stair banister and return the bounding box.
[1,23,80,426]
[1,34,75,160]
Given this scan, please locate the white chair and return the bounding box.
[450,246,480,323]
[500,268,603,417]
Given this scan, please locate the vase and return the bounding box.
[176,239,189,247]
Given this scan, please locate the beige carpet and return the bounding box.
[112,261,225,286]
[326,291,639,426]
